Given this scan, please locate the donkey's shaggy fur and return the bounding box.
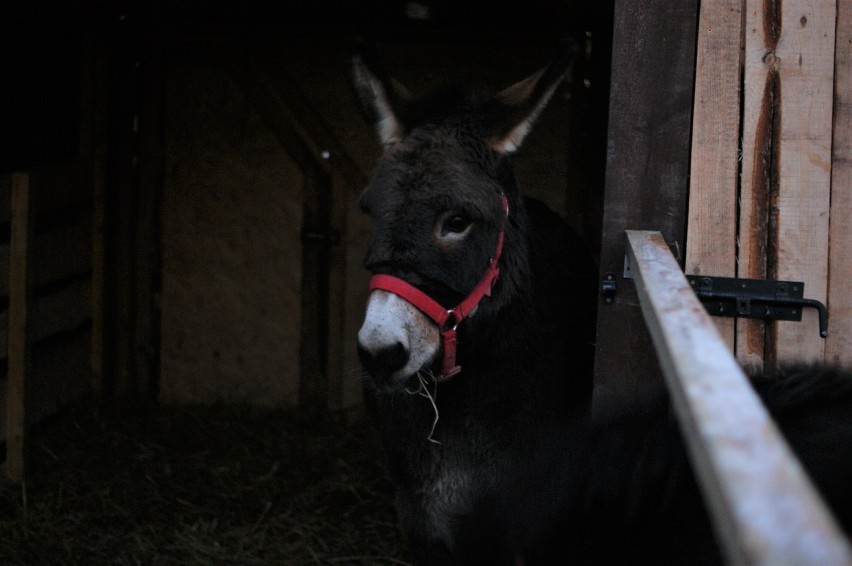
[353,43,597,563]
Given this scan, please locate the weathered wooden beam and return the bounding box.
[7,173,32,482]
[626,229,852,565]
[594,0,699,403]
[685,0,744,349]
[827,0,852,365]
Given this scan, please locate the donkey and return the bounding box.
[351,46,852,565]
[351,43,598,563]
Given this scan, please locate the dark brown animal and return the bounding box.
[351,44,852,566]
[352,42,598,564]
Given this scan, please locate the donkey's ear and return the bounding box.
[488,41,578,154]
[349,44,411,148]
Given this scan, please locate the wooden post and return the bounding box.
[685,0,744,349]
[7,173,32,482]
[594,0,699,404]
[737,0,836,368]
[827,0,852,365]
[627,230,852,565]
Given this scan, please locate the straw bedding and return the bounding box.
[1,402,408,565]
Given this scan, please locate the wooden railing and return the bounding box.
[625,230,852,564]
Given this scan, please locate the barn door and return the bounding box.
[595,0,852,401]
[686,0,849,371]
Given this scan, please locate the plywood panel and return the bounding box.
[685,1,744,348]
[827,0,852,365]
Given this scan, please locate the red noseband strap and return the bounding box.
[368,194,509,380]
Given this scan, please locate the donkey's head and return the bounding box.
[353,43,577,392]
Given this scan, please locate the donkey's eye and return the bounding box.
[442,214,473,236]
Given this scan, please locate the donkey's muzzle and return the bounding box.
[357,341,410,384]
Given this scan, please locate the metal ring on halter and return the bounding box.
[442,310,460,332]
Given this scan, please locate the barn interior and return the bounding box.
[1,0,614,562]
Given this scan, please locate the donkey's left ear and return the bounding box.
[349,41,411,148]
[488,41,578,154]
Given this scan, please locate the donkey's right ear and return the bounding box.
[349,44,410,148]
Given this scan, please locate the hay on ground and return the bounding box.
[1,402,408,565]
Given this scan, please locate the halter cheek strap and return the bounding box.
[368,194,509,380]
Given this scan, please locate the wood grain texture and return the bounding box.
[593,0,699,404]
[772,1,835,364]
[627,230,852,565]
[686,0,744,348]
[827,0,852,365]
[737,0,836,368]
[7,173,31,482]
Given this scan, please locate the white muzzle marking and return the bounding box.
[358,290,441,381]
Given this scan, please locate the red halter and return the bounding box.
[368,194,509,380]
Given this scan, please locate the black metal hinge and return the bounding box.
[687,276,828,338]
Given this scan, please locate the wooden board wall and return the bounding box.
[686,1,847,370]
[737,0,836,368]
[685,1,743,348]
[827,0,852,365]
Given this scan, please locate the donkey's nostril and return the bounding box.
[358,341,410,377]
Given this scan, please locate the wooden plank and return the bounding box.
[772,1,835,364]
[593,0,699,404]
[626,230,852,565]
[7,173,32,482]
[685,1,744,349]
[737,1,778,368]
[737,1,836,368]
[827,0,852,365]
